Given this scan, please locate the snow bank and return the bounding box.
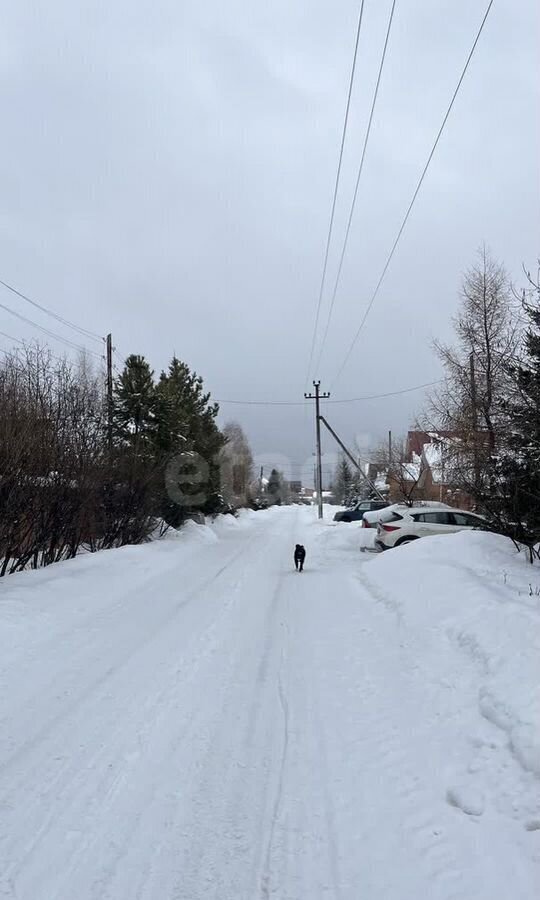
[363,530,540,829]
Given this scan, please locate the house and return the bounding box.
[311,490,334,504]
[287,480,302,496]
[387,431,475,509]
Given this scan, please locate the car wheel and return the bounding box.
[395,535,419,547]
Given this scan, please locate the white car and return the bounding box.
[375,506,487,550]
[362,500,452,529]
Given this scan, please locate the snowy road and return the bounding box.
[1,506,538,899]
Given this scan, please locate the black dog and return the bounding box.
[294,544,306,572]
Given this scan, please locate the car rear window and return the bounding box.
[386,512,404,522]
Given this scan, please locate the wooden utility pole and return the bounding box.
[469,351,480,492]
[388,430,392,469]
[106,333,113,453]
[304,380,330,519]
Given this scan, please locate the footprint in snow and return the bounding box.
[446,784,485,817]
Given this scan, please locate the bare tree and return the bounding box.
[219,421,254,508]
[423,247,520,498]
[371,435,423,503]
[0,343,157,575]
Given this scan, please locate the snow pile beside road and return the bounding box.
[363,530,540,832]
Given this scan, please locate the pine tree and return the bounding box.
[157,357,223,455]
[333,455,353,505]
[156,356,226,520]
[113,355,156,453]
[491,276,540,554]
[267,468,285,505]
[349,466,365,504]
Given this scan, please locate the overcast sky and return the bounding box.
[1,0,539,486]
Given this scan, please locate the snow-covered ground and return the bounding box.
[1,505,538,898]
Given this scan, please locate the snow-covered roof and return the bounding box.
[397,436,456,485]
[420,434,462,483]
[400,455,421,482]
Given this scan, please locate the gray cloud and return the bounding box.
[1,0,538,484]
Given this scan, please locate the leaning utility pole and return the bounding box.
[304,380,330,519]
[106,333,113,453]
[318,415,386,501]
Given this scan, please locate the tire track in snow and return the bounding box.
[0,523,279,897]
[259,597,290,899]
[0,532,263,779]
[312,693,344,900]
[118,511,301,900]
[257,569,346,900]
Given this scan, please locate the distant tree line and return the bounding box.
[0,346,258,575]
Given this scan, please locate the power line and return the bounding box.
[0,329,24,345]
[0,299,103,359]
[315,0,398,375]
[217,378,443,406]
[113,346,127,364]
[304,0,367,388]
[0,334,81,366]
[331,0,495,388]
[326,378,444,403]
[0,277,103,343]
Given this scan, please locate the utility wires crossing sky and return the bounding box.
[304,0,366,389]
[330,0,496,388]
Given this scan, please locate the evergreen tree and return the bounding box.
[267,468,285,505]
[156,356,226,520]
[157,357,223,456]
[113,355,156,453]
[333,455,353,505]
[349,466,366,504]
[112,354,227,527]
[490,276,540,555]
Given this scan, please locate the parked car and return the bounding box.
[361,500,452,528]
[334,499,390,523]
[375,506,487,550]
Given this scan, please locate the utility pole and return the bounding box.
[106,333,113,454]
[388,430,392,470]
[259,465,264,494]
[469,351,480,493]
[304,380,330,519]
